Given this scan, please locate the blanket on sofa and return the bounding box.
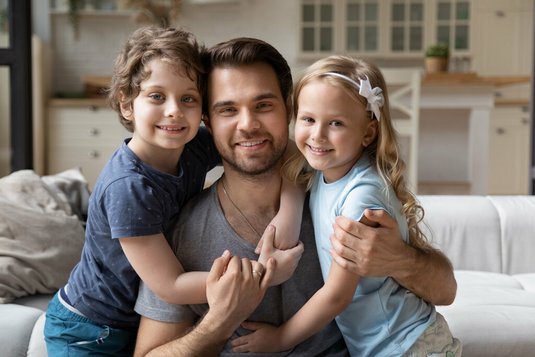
[0,169,86,303]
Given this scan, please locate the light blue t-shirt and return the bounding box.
[309,153,435,357]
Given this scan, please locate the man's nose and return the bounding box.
[236,109,260,131]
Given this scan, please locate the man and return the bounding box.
[134,38,457,356]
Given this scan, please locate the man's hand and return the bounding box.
[330,209,456,305]
[330,209,408,277]
[205,250,275,338]
[257,225,304,286]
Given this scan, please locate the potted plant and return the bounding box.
[424,43,449,73]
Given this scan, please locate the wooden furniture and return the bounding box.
[46,99,130,189]
[382,68,422,193]
[419,73,531,195]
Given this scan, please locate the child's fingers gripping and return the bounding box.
[259,257,276,290]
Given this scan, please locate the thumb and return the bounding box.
[241,321,263,331]
[362,209,395,228]
[207,250,231,283]
[260,225,275,254]
[260,257,276,290]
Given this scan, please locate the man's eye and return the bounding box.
[257,102,273,111]
[220,107,237,115]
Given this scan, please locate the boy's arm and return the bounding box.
[120,234,208,305]
[231,261,359,353]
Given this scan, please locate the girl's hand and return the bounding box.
[258,225,304,286]
[231,321,288,353]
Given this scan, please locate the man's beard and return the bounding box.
[218,139,287,176]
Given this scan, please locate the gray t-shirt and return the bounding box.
[135,183,348,356]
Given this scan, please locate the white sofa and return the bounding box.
[1,195,535,356]
[420,195,535,357]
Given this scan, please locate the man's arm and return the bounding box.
[135,252,275,357]
[330,209,456,305]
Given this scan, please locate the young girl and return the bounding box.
[232,56,461,356]
[44,27,301,356]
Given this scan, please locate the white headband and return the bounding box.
[323,72,384,121]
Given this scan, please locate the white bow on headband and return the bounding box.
[323,72,384,121]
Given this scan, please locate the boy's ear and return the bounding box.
[119,93,133,120]
[362,119,378,148]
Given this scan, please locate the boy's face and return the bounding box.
[205,62,289,175]
[121,58,202,166]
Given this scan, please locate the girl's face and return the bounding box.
[121,58,202,171]
[295,78,377,183]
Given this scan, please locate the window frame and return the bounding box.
[298,0,472,61]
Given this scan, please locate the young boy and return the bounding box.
[44,26,301,356]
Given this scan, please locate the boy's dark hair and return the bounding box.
[109,26,204,132]
[201,37,293,118]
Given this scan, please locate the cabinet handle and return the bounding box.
[88,150,100,159]
[89,128,100,136]
[522,119,530,125]
[496,128,505,135]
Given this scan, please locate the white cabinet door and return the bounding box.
[472,0,533,76]
[488,105,531,194]
[47,105,130,189]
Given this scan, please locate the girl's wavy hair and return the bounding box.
[284,55,430,251]
[108,26,205,132]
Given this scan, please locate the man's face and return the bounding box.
[205,62,289,176]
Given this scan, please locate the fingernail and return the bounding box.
[222,250,230,257]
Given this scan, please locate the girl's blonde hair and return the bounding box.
[284,55,430,251]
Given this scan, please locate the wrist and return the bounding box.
[200,309,239,342]
[391,243,419,282]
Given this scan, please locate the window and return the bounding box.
[390,0,424,52]
[436,0,470,50]
[300,0,471,57]
[301,0,335,53]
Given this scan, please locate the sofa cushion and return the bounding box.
[437,271,535,357]
[419,196,502,272]
[0,304,44,357]
[487,196,535,274]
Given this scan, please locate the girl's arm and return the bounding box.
[231,259,360,353]
[256,139,305,254]
[121,234,208,305]
[269,176,304,250]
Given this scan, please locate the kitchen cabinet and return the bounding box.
[488,104,531,195]
[472,0,533,76]
[47,101,130,189]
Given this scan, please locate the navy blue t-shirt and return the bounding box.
[64,127,219,328]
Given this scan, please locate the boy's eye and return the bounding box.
[182,96,195,103]
[330,120,342,126]
[301,116,314,123]
[149,93,164,101]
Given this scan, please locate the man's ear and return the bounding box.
[202,114,213,134]
[362,119,379,148]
